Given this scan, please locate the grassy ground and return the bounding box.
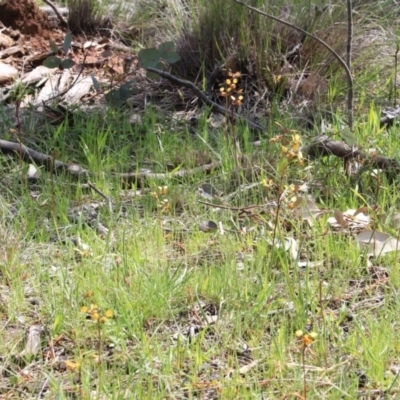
[3,0,400,399]
[2,104,400,399]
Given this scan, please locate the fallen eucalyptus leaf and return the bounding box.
[334,209,348,228]
[292,196,323,227]
[27,164,39,179]
[328,209,370,231]
[356,230,400,256]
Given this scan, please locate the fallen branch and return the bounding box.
[0,140,221,186]
[118,162,221,185]
[146,67,265,132]
[0,139,88,176]
[303,135,400,180]
[42,0,68,28]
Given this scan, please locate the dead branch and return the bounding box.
[42,0,68,28]
[118,162,221,185]
[0,139,220,186]
[0,139,88,175]
[146,67,265,132]
[303,135,400,179]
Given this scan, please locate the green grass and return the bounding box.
[5,0,400,398]
[2,103,400,399]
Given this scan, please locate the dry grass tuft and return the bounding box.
[172,0,399,110]
[68,0,111,34]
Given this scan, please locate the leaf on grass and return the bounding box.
[49,41,59,53]
[391,213,400,229]
[267,237,298,260]
[27,164,39,179]
[381,212,400,229]
[105,81,136,106]
[83,40,96,49]
[333,209,348,228]
[91,75,101,92]
[292,196,323,227]
[198,183,222,200]
[341,127,358,146]
[356,230,400,256]
[207,113,226,128]
[328,208,370,231]
[198,187,214,200]
[205,315,218,324]
[238,358,264,375]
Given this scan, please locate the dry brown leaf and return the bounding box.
[328,209,370,231]
[292,196,323,227]
[334,209,348,228]
[356,230,400,256]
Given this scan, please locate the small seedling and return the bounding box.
[43,33,75,70]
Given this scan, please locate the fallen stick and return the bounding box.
[303,135,400,180]
[0,139,220,186]
[42,0,68,27]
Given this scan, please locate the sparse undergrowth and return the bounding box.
[2,0,400,399]
[2,104,400,399]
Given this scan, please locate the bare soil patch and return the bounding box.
[0,0,53,39]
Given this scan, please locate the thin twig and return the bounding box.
[37,378,49,399]
[234,0,354,130]
[346,0,354,129]
[42,0,68,27]
[88,181,113,213]
[394,43,399,107]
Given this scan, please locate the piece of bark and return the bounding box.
[63,76,93,104]
[0,45,24,59]
[35,74,61,106]
[20,325,45,356]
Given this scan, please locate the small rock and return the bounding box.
[0,62,18,84]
